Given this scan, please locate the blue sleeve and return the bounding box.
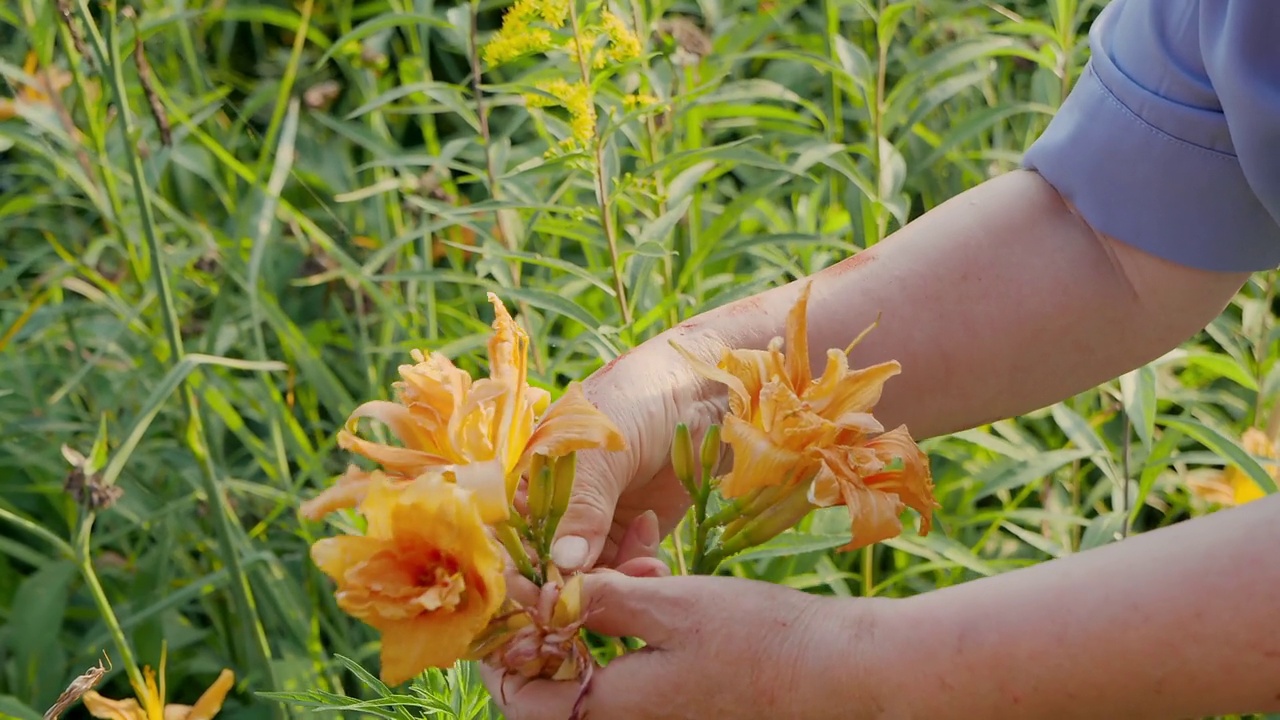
[1021,0,1280,273]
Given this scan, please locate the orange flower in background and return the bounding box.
[0,52,73,122]
[674,282,903,498]
[82,650,234,720]
[809,426,937,551]
[301,293,624,523]
[310,473,506,685]
[1186,426,1274,507]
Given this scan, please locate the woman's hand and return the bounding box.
[548,327,729,572]
[481,571,887,720]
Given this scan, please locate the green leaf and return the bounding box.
[1119,365,1158,449]
[1157,415,1279,495]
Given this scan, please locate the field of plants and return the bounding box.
[2,0,1277,717]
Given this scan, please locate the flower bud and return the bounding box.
[671,423,698,498]
[699,423,722,480]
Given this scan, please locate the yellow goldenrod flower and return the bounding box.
[310,473,506,686]
[623,93,659,111]
[600,11,643,64]
[0,52,73,121]
[82,649,234,720]
[525,79,596,147]
[808,426,937,551]
[300,293,624,523]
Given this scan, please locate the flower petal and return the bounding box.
[378,613,485,686]
[782,282,813,391]
[311,535,386,582]
[337,430,452,476]
[863,426,938,534]
[522,383,625,461]
[835,478,907,552]
[450,459,512,523]
[182,669,236,720]
[82,693,147,720]
[299,465,377,521]
[719,414,813,498]
[806,350,901,420]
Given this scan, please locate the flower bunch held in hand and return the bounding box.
[670,282,939,574]
[302,294,625,692]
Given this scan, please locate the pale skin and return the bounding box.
[480,169,1280,718]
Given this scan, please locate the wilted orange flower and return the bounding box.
[82,650,234,720]
[674,282,902,498]
[310,472,506,685]
[809,426,936,551]
[1186,427,1273,506]
[301,293,624,523]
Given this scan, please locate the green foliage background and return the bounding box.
[1,0,1277,718]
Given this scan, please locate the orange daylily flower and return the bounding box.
[82,650,234,720]
[0,52,73,121]
[301,293,624,523]
[674,282,902,498]
[1186,427,1273,506]
[310,472,506,685]
[809,426,937,551]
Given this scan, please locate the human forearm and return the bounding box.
[860,494,1280,719]
[694,169,1249,440]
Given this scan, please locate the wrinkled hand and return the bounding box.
[482,571,886,720]
[549,327,729,572]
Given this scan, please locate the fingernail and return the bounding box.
[552,535,589,570]
[635,510,660,547]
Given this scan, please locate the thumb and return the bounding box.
[550,447,631,572]
[578,570,685,648]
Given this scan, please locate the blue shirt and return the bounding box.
[1021,1,1280,273]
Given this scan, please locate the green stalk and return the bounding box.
[83,0,281,702]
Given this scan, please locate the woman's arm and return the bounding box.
[842,491,1280,719]
[696,169,1251,441]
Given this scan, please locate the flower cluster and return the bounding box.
[302,293,625,686]
[481,0,644,150]
[672,282,938,568]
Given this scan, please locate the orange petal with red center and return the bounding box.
[311,534,387,583]
[719,414,812,498]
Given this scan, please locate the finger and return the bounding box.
[550,448,630,572]
[578,570,688,647]
[494,650,673,720]
[612,510,662,568]
[614,556,670,578]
